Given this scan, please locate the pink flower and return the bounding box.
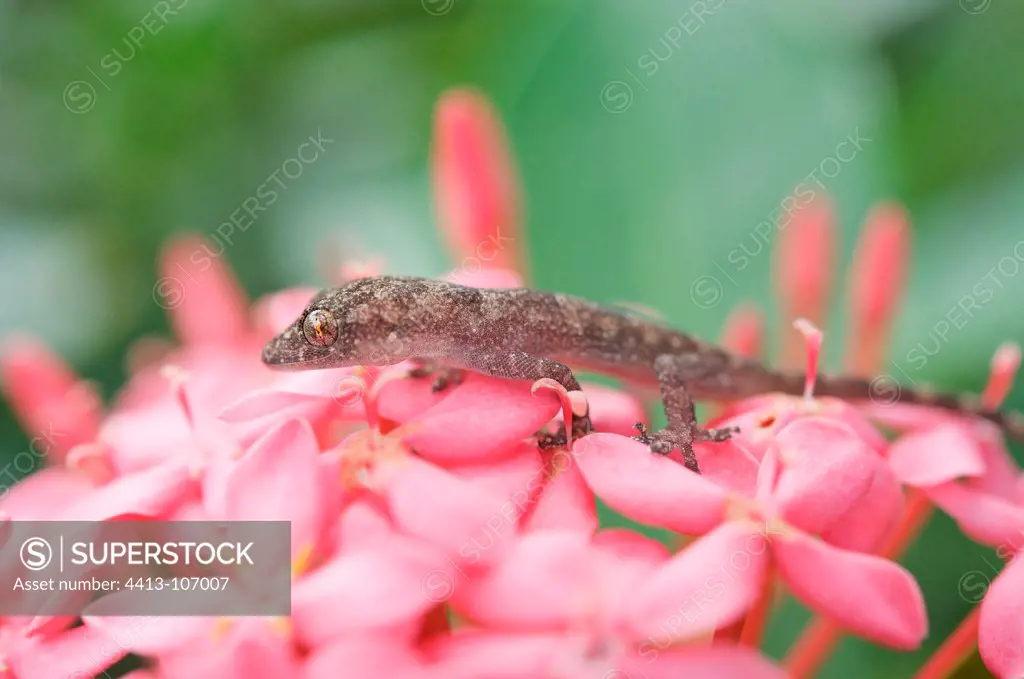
[0,621,127,679]
[0,338,102,466]
[9,85,1015,679]
[979,555,1024,679]
[432,528,786,679]
[878,345,1024,679]
[574,417,926,648]
[432,88,526,279]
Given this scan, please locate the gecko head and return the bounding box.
[261,287,358,370]
[261,276,413,371]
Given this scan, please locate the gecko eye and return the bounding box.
[302,309,338,347]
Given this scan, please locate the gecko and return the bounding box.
[261,275,1024,473]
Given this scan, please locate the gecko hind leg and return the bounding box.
[636,354,741,474]
[408,359,466,392]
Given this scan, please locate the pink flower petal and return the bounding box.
[306,636,430,679]
[443,267,525,289]
[0,468,94,520]
[61,460,195,521]
[159,235,249,345]
[972,429,1022,501]
[432,88,524,276]
[887,422,986,487]
[711,399,804,464]
[982,341,1020,410]
[448,442,544,505]
[66,443,116,484]
[620,645,789,679]
[927,481,1024,547]
[979,557,1024,679]
[251,287,318,336]
[220,419,328,558]
[400,374,560,464]
[592,528,671,567]
[7,623,129,679]
[574,434,726,535]
[83,614,209,655]
[451,530,595,629]
[583,382,647,436]
[158,619,300,679]
[382,456,518,566]
[694,440,760,497]
[291,545,439,647]
[774,530,927,649]
[429,630,566,679]
[820,458,904,553]
[332,498,396,552]
[625,523,768,641]
[773,195,835,365]
[0,336,102,461]
[721,303,765,359]
[217,369,359,423]
[862,402,954,436]
[844,202,910,375]
[770,417,876,537]
[23,614,75,639]
[374,369,450,425]
[519,449,598,534]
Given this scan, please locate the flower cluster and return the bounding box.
[0,88,1021,679]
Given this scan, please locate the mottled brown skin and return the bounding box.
[262,275,1024,472]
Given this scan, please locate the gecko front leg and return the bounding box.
[408,358,466,392]
[453,350,593,448]
[634,353,740,474]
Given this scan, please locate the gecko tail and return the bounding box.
[810,372,1024,445]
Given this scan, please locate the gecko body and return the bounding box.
[262,275,1024,471]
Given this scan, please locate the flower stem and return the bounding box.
[783,617,841,679]
[879,488,934,560]
[714,619,744,643]
[910,606,981,679]
[783,489,934,678]
[739,566,775,647]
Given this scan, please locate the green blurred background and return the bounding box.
[1,0,1022,676]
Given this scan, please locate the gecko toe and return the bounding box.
[536,414,593,449]
[697,425,740,443]
[639,428,701,473]
[408,360,466,392]
[537,422,568,449]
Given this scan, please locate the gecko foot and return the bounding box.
[536,414,594,449]
[696,425,741,443]
[631,422,738,475]
[408,360,466,393]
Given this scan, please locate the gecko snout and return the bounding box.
[261,326,312,369]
